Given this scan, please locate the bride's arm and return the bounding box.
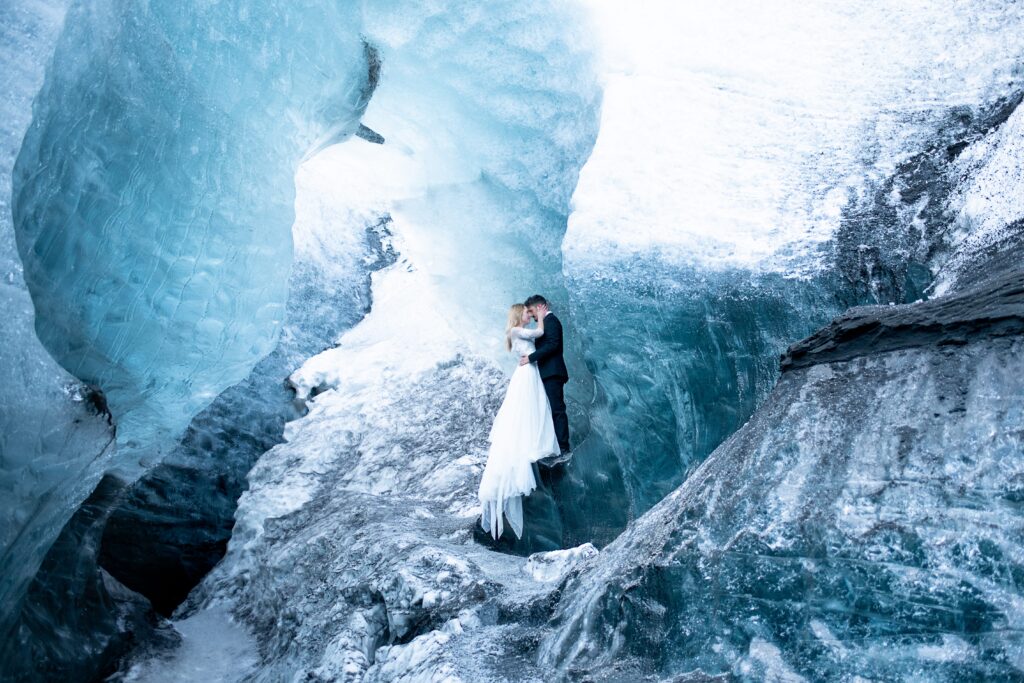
[514,323,543,340]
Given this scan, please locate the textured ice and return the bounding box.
[559,0,1024,529]
[127,290,558,680]
[934,102,1024,294]
[2,0,378,660]
[13,0,374,452]
[570,0,1024,274]
[524,543,598,583]
[98,153,395,614]
[0,0,119,646]
[539,277,1024,680]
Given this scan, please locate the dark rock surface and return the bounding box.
[781,267,1024,372]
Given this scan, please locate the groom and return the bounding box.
[520,294,571,454]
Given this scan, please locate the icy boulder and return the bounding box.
[12,0,376,453]
[539,263,1024,680]
[525,543,598,583]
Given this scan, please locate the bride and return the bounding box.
[478,303,560,539]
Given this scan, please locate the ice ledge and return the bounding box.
[781,265,1024,372]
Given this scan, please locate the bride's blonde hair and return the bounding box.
[505,303,526,352]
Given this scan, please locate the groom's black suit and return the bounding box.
[528,312,571,453]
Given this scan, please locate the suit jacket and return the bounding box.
[528,312,569,381]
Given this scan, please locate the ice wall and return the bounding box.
[540,270,1024,680]
[356,0,600,353]
[13,0,374,452]
[0,0,120,645]
[537,23,1024,672]
[563,0,1024,523]
[3,0,375,649]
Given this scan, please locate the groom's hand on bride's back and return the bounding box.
[519,356,530,366]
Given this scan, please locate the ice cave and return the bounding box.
[2,0,1023,681]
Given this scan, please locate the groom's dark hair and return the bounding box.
[524,294,549,308]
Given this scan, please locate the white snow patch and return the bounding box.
[525,543,599,582]
[916,635,973,663]
[934,104,1024,294]
[740,637,808,683]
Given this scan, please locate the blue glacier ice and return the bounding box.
[0,0,119,657]
[3,0,377,668]
[561,0,1024,531]
[2,0,1024,681]
[13,0,374,450]
[1,0,378,675]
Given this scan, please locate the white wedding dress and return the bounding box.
[478,326,560,539]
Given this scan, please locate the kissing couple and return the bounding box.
[478,294,571,540]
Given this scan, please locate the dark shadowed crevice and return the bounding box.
[0,475,179,682]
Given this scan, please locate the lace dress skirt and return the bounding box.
[478,360,560,539]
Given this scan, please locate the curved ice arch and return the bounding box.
[13,0,376,453]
